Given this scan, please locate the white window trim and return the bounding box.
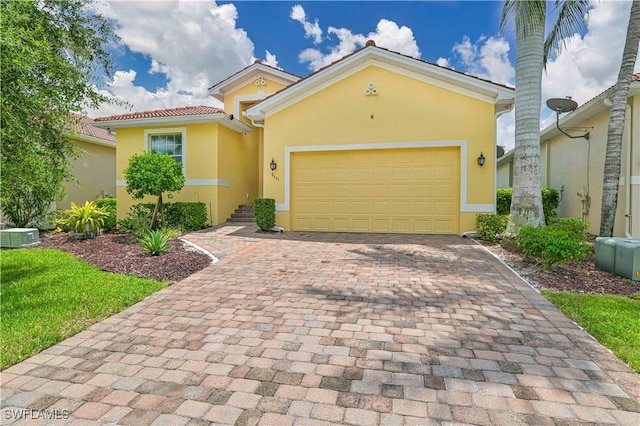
[144,127,187,174]
[234,91,269,120]
[272,140,494,214]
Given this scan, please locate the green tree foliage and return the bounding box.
[1,0,118,226]
[123,153,186,229]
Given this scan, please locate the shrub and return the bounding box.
[124,152,185,229]
[496,188,513,215]
[61,201,108,238]
[138,229,171,256]
[118,203,154,238]
[164,202,208,232]
[517,222,591,268]
[475,214,509,241]
[548,217,591,236]
[119,202,208,234]
[49,210,72,232]
[254,198,275,231]
[496,187,560,223]
[95,197,116,232]
[541,188,560,223]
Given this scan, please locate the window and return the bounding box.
[150,133,182,164]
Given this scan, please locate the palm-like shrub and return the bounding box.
[62,201,108,237]
[138,229,171,256]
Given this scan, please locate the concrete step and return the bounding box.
[226,217,255,223]
[230,213,255,219]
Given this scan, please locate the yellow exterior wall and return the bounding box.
[59,139,116,210]
[216,125,259,223]
[223,77,289,120]
[262,65,496,234]
[115,124,220,224]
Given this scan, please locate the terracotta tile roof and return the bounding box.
[249,41,515,110]
[94,106,225,122]
[69,113,115,143]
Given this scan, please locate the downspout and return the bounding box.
[624,103,633,237]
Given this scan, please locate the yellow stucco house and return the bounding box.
[95,42,514,235]
[497,74,640,238]
[59,115,116,210]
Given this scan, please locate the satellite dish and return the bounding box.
[546,98,578,113]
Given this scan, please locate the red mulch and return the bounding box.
[35,232,212,282]
[481,241,640,297]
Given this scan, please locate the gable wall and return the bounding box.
[262,65,497,232]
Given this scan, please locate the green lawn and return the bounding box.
[543,290,640,373]
[0,249,167,370]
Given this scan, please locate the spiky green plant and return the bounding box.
[138,229,171,256]
[63,201,108,237]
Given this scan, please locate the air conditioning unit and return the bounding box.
[595,237,623,274]
[0,228,40,248]
[615,239,640,281]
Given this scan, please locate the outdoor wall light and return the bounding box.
[269,158,277,171]
[477,152,486,167]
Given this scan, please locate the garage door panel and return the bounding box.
[291,148,459,234]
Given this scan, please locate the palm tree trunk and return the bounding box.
[505,3,546,236]
[599,0,640,237]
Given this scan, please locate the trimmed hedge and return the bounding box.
[254,198,275,231]
[496,187,560,223]
[118,202,208,233]
[475,214,509,241]
[95,197,117,232]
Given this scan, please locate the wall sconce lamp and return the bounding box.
[546,97,590,140]
[477,152,486,167]
[269,158,277,171]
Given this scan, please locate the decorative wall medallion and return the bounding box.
[364,82,378,96]
[255,76,267,86]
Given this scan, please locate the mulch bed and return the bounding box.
[480,241,640,297]
[35,232,212,282]
[32,231,640,296]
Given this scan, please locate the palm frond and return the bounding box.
[544,0,593,65]
[501,0,546,40]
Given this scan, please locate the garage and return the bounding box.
[290,147,460,234]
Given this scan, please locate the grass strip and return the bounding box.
[543,290,640,373]
[1,248,167,369]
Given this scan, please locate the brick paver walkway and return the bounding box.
[2,223,639,425]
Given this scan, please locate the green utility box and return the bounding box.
[614,239,640,281]
[0,228,40,248]
[595,237,621,274]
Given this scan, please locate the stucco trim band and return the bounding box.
[274,140,494,214]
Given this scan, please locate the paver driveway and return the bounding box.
[2,224,639,425]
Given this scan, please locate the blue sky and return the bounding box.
[92,0,638,149]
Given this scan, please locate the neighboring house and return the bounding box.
[94,41,514,235]
[497,74,640,237]
[57,114,116,210]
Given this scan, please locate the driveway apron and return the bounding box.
[2,224,639,425]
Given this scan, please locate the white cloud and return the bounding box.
[436,57,450,68]
[298,19,421,71]
[88,1,253,117]
[451,36,514,85]
[290,5,323,44]
[542,0,640,108]
[263,50,281,69]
